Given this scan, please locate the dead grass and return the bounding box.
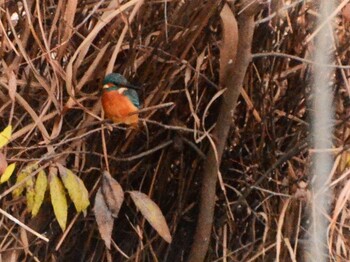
[0,0,350,261]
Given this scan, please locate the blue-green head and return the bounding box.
[103,73,128,87]
[102,73,140,108]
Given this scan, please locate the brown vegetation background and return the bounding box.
[1,0,350,261]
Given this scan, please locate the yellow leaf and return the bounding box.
[77,178,90,213]
[25,162,38,173]
[13,171,29,197]
[57,164,90,212]
[12,162,39,197]
[0,125,12,149]
[32,170,48,216]
[0,163,16,184]
[26,176,35,212]
[129,191,172,243]
[50,171,67,231]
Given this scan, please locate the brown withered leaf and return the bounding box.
[101,171,124,218]
[129,191,172,243]
[94,188,114,249]
[0,153,8,175]
[20,227,29,255]
[7,70,17,101]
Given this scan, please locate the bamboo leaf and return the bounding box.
[57,163,90,212]
[129,191,172,243]
[94,188,114,249]
[32,170,48,216]
[0,125,12,149]
[0,163,16,184]
[101,171,124,218]
[49,170,68,231]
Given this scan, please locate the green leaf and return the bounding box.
[32,170,48,216]
[49,170,67,231]
[0,125,12,149]
[0,163,16,184]
[129,191,172,243]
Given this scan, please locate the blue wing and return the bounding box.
[124,89,140,109]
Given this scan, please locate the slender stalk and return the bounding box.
[308,1,334,261]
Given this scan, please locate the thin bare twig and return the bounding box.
[0,208,49,242]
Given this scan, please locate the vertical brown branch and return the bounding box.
[187,2,262,261]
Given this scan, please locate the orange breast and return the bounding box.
[101,90,139,125]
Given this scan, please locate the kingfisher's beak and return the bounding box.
[123,83,141,90]
[117,87,127,94]
[103,82,141,91]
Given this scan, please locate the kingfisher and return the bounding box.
[101,73,140,126]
